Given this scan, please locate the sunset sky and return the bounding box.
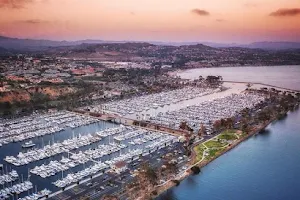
[0,0,300,43]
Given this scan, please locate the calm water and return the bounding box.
[158,66,300,200]
[178,65,300,90]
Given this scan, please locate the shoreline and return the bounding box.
[153,117,280,198]
[223,81,300,92]
[169,65,300,74]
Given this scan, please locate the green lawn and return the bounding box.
[193,130,243,163]
[204,140,227,148]
[218,132,238,141]
[207,148,222,159]
[194,144,206,163]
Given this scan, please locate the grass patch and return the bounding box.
[206,149,222,160]
[193,130,243,164]
[204,140,227,148]
[218,133,238,141]
[194,144,206,163]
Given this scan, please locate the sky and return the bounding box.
[0,0,300,43]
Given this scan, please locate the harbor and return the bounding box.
[0,111,180,200]
[0,111,116,199]
[150,93,265,132]
[83,87,221,119]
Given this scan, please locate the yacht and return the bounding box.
[22,140,36,148]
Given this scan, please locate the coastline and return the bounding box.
[153,117,281,198]
[169,65,300,74]
[223,81,300,92]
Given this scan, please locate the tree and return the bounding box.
[198,123,206,136]
[138,162,158,186]
[163,162,178,178]
[213,120,222,132]
[206,75,223,87]
[257,110,271,122]
[220,118,226,127]
[179,121,193,132]
[198,75,205,82]
[225,117,234,129]
[179,121,187,130]
[126,162,158,200]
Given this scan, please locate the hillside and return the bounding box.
[1,36,300,52]
[244,42,300,50]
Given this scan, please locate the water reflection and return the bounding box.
[185,176,197,186]
[157,190,179,200]
[259,129,271,136]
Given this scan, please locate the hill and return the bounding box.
[244,42,300,50]
[1,36,300,52]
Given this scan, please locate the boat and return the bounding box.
[22,141,36,148]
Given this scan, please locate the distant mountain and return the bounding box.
[1,35,300,52]
[243,42,300,50]
[0,36,155,52]
[200,42,300,49]
[0,36,76,51]
[0,46,13,56]
[156,41,300,49]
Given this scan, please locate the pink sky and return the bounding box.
[0,0,300,43]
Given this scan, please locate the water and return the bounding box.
[158,66,300,200]
[0,121,117,196]
[178,65,300,90]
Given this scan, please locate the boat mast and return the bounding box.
[27,168,31,181]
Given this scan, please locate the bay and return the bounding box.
[178,65,300,90]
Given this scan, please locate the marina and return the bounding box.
[85,87,219,117]
[0,181,33,199]
[0,111,98,146]
[0,111,179,199]
[150,93,265,132]
[5,133,102,166]
[0,169,18,185]
[0,112,116,199]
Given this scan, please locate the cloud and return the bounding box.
[191,9,210,16]
[0,0,46,9]
[14,19,51,25]
[270,8,300,17]
[216,19,226,22]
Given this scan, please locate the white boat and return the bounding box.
[22,140,35,148]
